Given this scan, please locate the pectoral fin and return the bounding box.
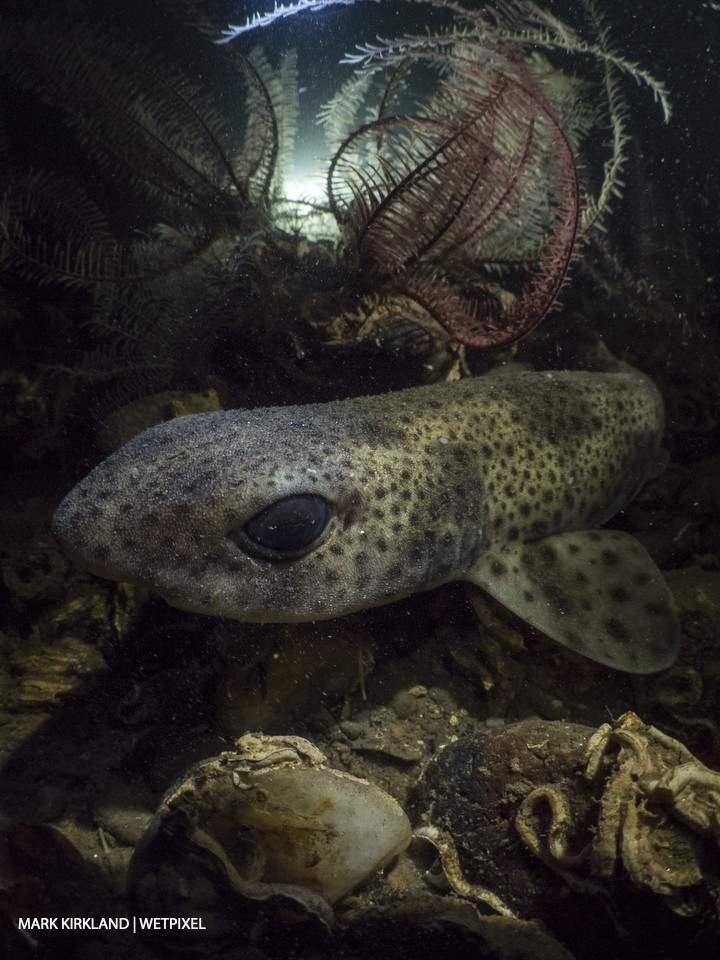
[466,529,680,674]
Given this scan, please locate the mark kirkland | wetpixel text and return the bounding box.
[17,916,207,931]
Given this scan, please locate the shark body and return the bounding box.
[52,369,680,673]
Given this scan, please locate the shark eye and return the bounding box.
[241,494,332,558]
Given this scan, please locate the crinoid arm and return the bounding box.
[327,46,580,347]
[217,0,378,43]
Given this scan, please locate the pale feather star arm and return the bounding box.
[216,0,377,43]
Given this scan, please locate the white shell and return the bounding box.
[230,760,411,902]
[132,734,411,913]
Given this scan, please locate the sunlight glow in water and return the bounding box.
[283,164,328,205]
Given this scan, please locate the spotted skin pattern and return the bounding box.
[52,370,680,673]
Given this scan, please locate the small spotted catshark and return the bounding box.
[53,369,680,673]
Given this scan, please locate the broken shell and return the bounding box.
[128,734,411,937]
